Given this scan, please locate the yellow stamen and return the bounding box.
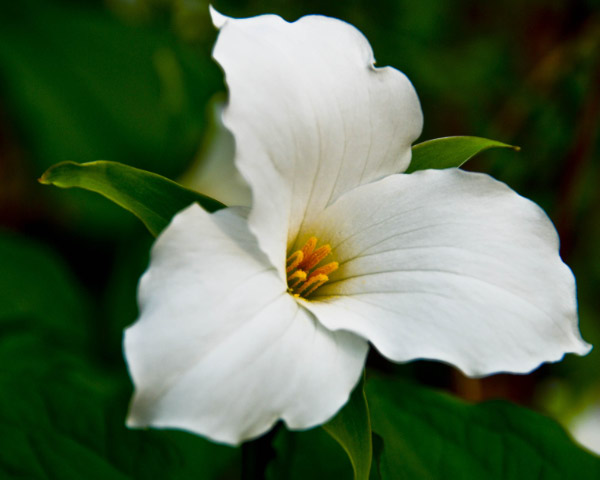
[286,237,336,298]
[286,250,304,273]
[287,269,307,288]
[301,237,317,260]
[303,278,330,297]
[308,261,338,279]
[295,274,329,297]
[301,245,331,271]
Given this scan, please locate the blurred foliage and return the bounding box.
[367,376,600,478]
[0,232,239,478]
[0,0,221,235]
[0,337,239,479]
[1,0,599,477]
[0,231,91,352]
[267,426,354,479]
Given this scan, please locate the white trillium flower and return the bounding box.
[124,9,591,445]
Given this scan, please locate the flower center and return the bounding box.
[286,236,338,299]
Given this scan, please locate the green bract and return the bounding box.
[408,136,519,173]
[40,161,224,237]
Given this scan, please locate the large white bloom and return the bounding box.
[124,9,591,445]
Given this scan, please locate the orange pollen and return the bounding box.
[308,261,339,279]
[301,236,317,259]
[286,237,338,298]
[295,274,329,297]
[300,245,331,271]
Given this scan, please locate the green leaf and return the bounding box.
[266,427,353,480]
[407,136,519,173]
[367,377,600,479]
[0,334,239,479]
[322,373,372,480]
[40,161,225,236]
[370,433,384,480]
[0,230,238,478]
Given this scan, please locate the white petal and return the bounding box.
[124,204,367,445]
[300,169,591,377]
[212,11,423,277]
[209,6,228,28]
[181,98,251,207]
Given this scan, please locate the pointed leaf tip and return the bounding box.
[408,136,519,173]
[40,161,225,236]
